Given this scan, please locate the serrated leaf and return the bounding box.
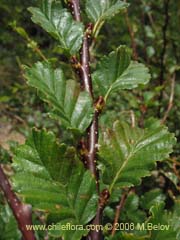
[106,203,178,240]
[92,46,150,101]
[169,200,180,240]
[122,193,146,224]
[25,62,93,133]
[48,167,98,240]
[12,128,77,214]
[105,233,148,240]
[147,203,177,240]
[29,0,84,54]
[99,121,175,193]
[13,128,77,184]
[140,189,166,210]
[161,170,179,189]
[12,130,98,237]
[85,0,128,26]
[49,219,88,240]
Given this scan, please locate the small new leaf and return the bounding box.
[93,46,150,101]
[25,62,94,133]
[29,0,84,54]
[86,0,128,35]
[99,121,176,193]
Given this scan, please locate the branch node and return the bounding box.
[95,96,105,113]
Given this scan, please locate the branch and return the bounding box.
[68,0,99,186]
[68,1,106,239]
[161,73,175,124]
[87,189,110,240]
[159,0,170,86]
[124,9,138,61]
[111,191,129,236]
[80,25,94,97]
[140,0,158,35]
[0,165,36,240]
[158,0,170,116]
[130,110,135,128]
[68,0,81,22]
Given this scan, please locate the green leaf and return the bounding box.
[49,167,97,240]
[48,166,98,240]
[13,128,77,184]
[99,121,175,193]
[12,128,78,214]
[86,0,128,35]
[169,200,180,240]
[106,233,148,240]
[29,0,84,54]
[12,129,98,238]
[49,220,88,240]
[106,202,178,240]
[140,189,166,210]
[147,203,177,240]
[25,62,93,133]
[160,170,179,189]
[122,193,146,224]
[92,46,150,101]
[0,204,21,240]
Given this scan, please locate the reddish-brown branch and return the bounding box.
[86,96,104,190]
[87,113,99,178]
[68,0,99,185]
[80,27,100,185]
[68,0,81,22]
[111,191,128,236]
[87,189,110,240]
[68,1,106,239]
[80,30,93,97]
[0,165,36,240]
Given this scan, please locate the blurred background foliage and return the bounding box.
[0,0,180,238]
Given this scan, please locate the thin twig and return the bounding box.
[161,73,175,124]
[34,47,47,62]
[13,26,47,62]
[124,9,138,60]
[68,0,100,188]
[119,110,136,128]
[169,157,180,167]
[140,0,158,35]
[130,110,135,128]
[159,0,170,86]
[68,1,106,239]
[158,0,170,116]
[34,211,49,240]
[0,165,36,240]
[111,191,128,236]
